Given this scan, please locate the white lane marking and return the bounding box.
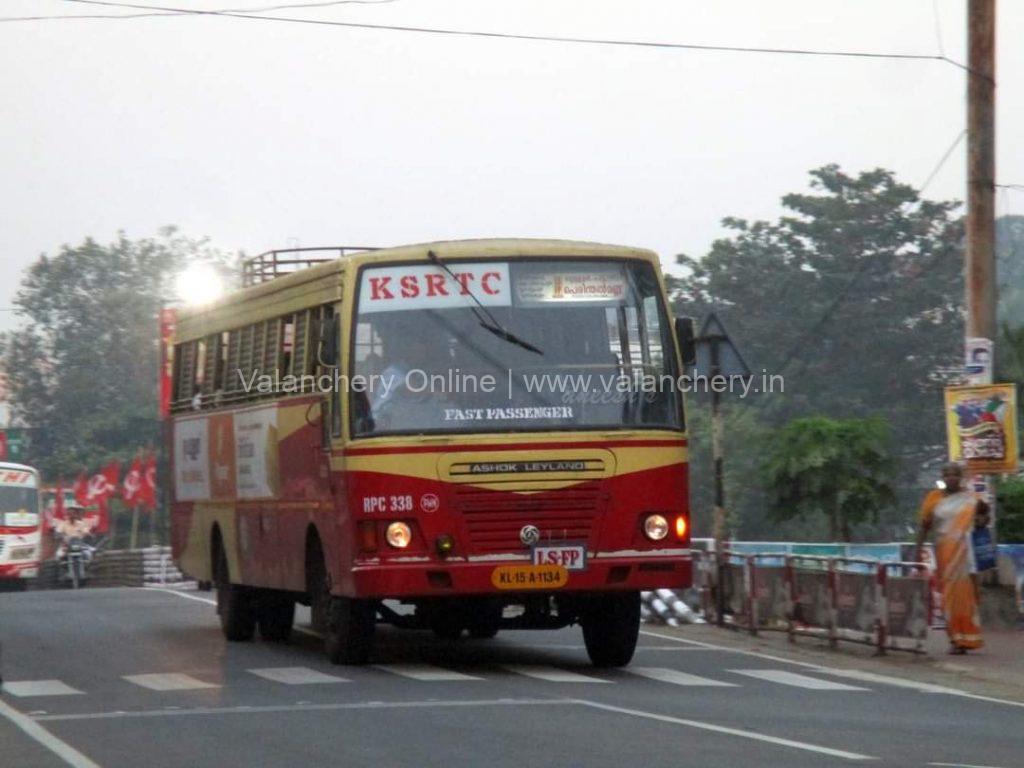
[628,667,738,687]
[123,673,219,691]
[143,588,323,638]
[0,697,103,768]
[639,629,1024,708]
[142,586,216,606]
[34,697,573,721]
[249,667,349,685]
[730,669,869,691]
[2,680,84,697]
[527,644,708,651]
[372,664,481,681]
[574,699,875,761]
[503,666,611,684]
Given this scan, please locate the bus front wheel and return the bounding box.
[580,591,641,668]
[324,597,375,665]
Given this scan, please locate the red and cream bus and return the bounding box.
[0,462,43,588]
[170,240,692,666]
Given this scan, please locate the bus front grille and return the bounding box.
[457,488,604,553]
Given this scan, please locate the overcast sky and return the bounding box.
[2,0,1022,332]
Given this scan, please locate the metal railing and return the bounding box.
[241,246,379,286]
[701,550,932,654]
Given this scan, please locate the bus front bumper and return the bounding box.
[348,553,692,599]
[0,563,39,579]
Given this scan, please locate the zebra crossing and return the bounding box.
[1,665,875,698]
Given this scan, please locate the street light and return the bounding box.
[174,263,225,307]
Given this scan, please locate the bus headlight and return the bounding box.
[643,514,669,541]
[386,522,412,549]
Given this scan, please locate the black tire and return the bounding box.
[430,614,465,641]
[581,591,641,668]
[325,596,376,665]
[215,544,256,642]
[306,537,375,664]
[257,590,295,642]
[466,601,502,640]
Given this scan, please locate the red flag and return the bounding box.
[139,453,158,511]
[122,456,143,505]
[92,497,111,534]
[86,461,120,504]
[81,462,118,535]
[159,308,177,420]
[48,478,67,529]
[73,471,90,506]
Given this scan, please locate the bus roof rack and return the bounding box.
[241,246,379,286]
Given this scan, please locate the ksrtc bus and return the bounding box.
[170,240,692,666]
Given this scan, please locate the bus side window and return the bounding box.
[216,331,229,396]
[331,314,343,437]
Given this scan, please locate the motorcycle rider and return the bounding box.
[54,502,95,540]
[54,502,96,573]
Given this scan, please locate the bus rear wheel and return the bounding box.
[580,591,641,668]
[324,597,375,665]
[215,546,256,642]
[257,590,295,642]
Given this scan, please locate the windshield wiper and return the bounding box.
[427,250,543,356]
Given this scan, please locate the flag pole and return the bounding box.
[130,505,139,550]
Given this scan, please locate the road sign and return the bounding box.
[693,313,752,380]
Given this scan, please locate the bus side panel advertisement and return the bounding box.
[174,407,280,502]
[174,417,210,501]
[234,407,279,499]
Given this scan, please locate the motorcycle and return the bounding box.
[56,535,95,589]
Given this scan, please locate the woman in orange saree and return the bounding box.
[916,463,986,653]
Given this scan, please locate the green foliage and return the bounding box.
[997,215,1024,330]
[996,477,1024,544]
[670,165,963,474]
[3,228,232,478]
[763,416,897,541]
[684,401,771,540]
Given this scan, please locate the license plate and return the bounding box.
[532,544,587,571]
[491,564,569,590]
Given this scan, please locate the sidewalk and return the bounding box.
[646,622,1024,704]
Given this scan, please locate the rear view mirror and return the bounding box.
[675,316,696,366]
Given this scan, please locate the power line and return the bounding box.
[24,0,966,74]
[1,0,397,22]
[931,0,946,57]
[920,128,966,192]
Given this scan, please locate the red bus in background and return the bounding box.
[0,462,43,589]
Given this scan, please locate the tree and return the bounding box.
[764,416,897,542]
[997,215,1024,330]
[3,228,232,478]
[669,166,964,473]
[996,477,1024,544]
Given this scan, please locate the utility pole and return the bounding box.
[964,0,998,549]
[965,0,996,345]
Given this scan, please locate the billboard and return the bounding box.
[944,383,1019,474]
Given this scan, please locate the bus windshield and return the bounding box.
[352,259,682,436]
[0,486,39,527]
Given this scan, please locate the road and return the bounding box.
[1,587,1021,768]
